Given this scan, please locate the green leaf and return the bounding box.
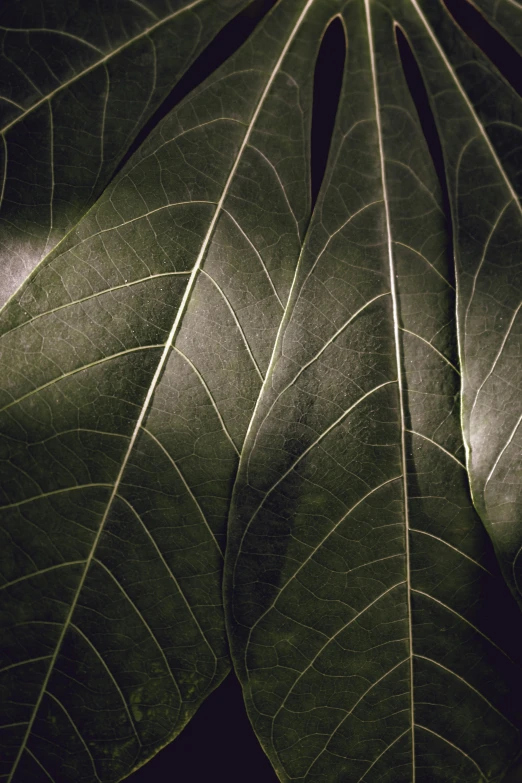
[0,0,320,778]
[408,0,522,607]
[2,1,522,781]
[0,0,253,306]
[225,1,522,781]
[467,0,522,53]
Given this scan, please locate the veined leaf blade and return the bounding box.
[3,0,522,780]
[225,2,522,781]
[406,0,522,609]
[0,0,254,306]
[0,1,323,778]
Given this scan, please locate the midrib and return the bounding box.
[364,1,416,779]
[6,2,316,778]
[407,0,522,536]
[0,0,207,136]
[0,0,209,314]
[408,0,522,223]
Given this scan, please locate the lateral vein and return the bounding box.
[0,561,87,592]
[415,724,485,778]
[241,379,397,547]
[412,588,515,661]
[484,411,522,489]
[409,529,491,574]
[45,691,101,781]
[470,300,522,418]
[92,558,183,702]
[246,475,402,642]
[200,269,264,382]
[2,272,191,338]
[69,623,142,746]
[172,346,239,455]
[250,291,391,455]
[25,749,56,783]
[138,428,221,555]
[406,429,466,468]
[0,0,208,136]
[408,0,522,220]
[5,7,318,775]
[399,328,460,374]
[304,655,410,777]
[356,729,411,783]
[0,345,165,413]
[116,491,219,672]
[415,654,518,729]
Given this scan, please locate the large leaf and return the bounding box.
[225,1,522,781]
[414,0,522,607]
[0,0,254,306]
[2,0,522,781]
[0,1,321,779]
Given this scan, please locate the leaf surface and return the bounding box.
[0,1,320,779]
[468,0,522,53]
[0,0,253,306]
[225,2,522,781]
[409,0,522,607]
[2,0,522,781]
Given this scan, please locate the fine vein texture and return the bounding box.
[0,0,322,778]
[2,0,522,781]
[0,0,253,306]
[406,0,522,607]
[225,1,522,781]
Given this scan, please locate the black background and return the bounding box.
[125,0,522,780]
[128,672,278,781]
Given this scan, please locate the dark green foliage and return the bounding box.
[1,1,522,781]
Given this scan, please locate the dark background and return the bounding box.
[128,672,278,781]
[125,0,522,779]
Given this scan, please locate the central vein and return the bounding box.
[7,2,318,780]
[364,0,416,779]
